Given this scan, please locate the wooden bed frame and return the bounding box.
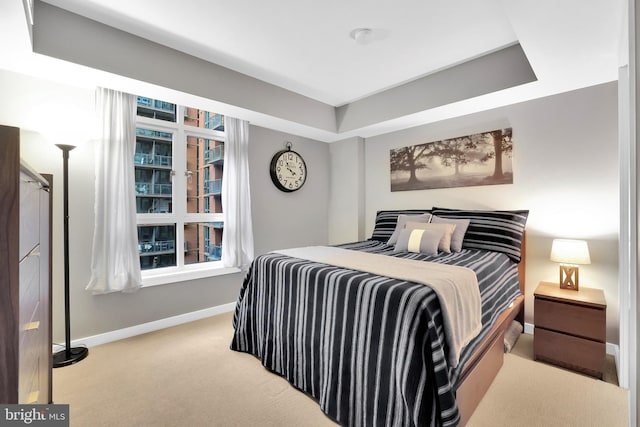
[456,233,526,426]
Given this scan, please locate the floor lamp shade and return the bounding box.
[52,144,89,367]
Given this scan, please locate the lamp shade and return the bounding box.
[550,239,591,265]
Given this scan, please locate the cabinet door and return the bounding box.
[37,186,50,403]
[18,180,50,404]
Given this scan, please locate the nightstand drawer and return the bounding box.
[534,298,605,341]
[534,327,605,379]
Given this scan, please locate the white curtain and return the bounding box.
[222,117,254,270]
[86,88,142,294]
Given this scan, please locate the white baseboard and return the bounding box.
[64,302,236,349]
[524,322,620,375]
[524,321,535,335]
[57,309,622,380]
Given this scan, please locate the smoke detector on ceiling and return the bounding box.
[350,28,374,45]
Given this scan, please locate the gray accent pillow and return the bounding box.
[386,213,432,245]
[405,221,457,253]
[393,228,444,255]
[431,215,471,252]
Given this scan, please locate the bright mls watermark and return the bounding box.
[1,405,69,426]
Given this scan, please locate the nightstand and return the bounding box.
[533,281,606,379]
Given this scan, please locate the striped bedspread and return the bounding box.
[231,240,521,427]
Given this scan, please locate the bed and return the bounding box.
[231,207,528,426]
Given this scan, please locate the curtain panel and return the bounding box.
[86,88,142,294]
[222,117,254,271]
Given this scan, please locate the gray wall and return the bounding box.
[19,131,247,341]
[1,69,621,346]
[343,82,620,343]
[249,125,330,256]
[0,70,330,342]
[328,136,366,244]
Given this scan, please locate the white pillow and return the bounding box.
[386,213,432,245]
[393,228,444,255]
[404,221,457,253]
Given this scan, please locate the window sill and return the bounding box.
[141,265,241,287]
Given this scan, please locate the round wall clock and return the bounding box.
[270,142,307,192]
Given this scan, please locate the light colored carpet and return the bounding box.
[53,312,628,427]
[469,334,626,427]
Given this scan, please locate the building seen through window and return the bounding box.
[135,96,225,271]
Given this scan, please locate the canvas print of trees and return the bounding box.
[390,128,513,192]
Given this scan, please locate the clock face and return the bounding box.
[270,149,307,192]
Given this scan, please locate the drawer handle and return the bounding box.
[24,321,40,331]
[26,390,39,404]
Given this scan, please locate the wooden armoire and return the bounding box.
[0,125,53,404]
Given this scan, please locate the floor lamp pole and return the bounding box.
[53,144,89,368]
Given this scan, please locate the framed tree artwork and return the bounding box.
[390,128,513,192]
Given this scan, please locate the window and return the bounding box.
[134,96,227,282]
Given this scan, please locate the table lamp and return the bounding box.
[550,239,591,291]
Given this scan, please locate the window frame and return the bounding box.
[135,107,238,287]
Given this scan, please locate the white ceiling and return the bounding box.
[40,0,523,106]
[37,0,625,106]
[0,0,627,141]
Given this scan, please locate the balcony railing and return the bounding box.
[134,153,173,167]
[204,146,224,164]
[204,113,224,131]
[137,97,175,113]
[136,128,172,141]
[205,244,222,260]
[138,240,175,254]
[147,200,170,213]
[204,179,222,195]
[136,182,172,195]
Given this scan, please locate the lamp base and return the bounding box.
[53,347,89,368]
[559,264,579,291]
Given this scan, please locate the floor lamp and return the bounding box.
[52,144,89,368]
